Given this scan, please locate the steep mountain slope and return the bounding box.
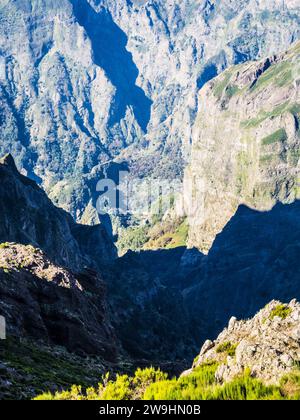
[0,154,117,271]
[0,243,117,358]
[186,40,300,252]
[0,155,198,376]
[0,0,299,224]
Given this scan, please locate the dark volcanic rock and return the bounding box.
[0,154,117,271]
[107,250,198,364]
[0,243,117,359]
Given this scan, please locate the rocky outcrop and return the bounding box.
[192,300,300,385]
[0,0,299,225]
[0,154,117,271]
[0,242,117,359]
[186,40,300,252]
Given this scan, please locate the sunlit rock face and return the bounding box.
[186,41,300,252]
[0,0,299,222]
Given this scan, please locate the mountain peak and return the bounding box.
[0,153,18,172]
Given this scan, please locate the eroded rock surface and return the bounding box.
[186,41,300,252]
[0,242,117,359]
[192,300,300,385]
[0,0,299,223]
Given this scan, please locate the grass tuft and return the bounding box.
[269,304,292,320]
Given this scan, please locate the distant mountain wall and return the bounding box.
[186,41,300,252]
[0,0,299,224]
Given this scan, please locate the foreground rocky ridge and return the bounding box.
[191,300,300,385]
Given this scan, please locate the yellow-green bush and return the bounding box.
[144,362,218,400]
[34,367,168,401]
[144,367,286,400]
[216,341,238,357]
[34,364,300,401]
[269,304,292,320]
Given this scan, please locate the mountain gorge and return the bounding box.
[0,154,198,394]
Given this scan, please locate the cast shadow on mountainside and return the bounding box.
[71,0,152,132]
[131,200,300,347]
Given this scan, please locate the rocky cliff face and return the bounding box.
[0,242,117,359]
[0,155,118,361]
[190,300,300,385]
[0,154,117,271]
[0,0,299,223]
[186,40,300,252]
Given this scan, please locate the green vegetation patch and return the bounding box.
[260,154,276,164]
[261,129,287,146]
[117,225,149,253]
[193,355,200,365]
[165,219,189,249]
[144,362,218,400]
[34,367,168,401]
[241,102,299,129]
[269,304,292,321]
[250,60,293,92]
[280,369,300,400]
[213,69,235,98]
[0,337,110,400]
[225,84,240,99]
[143,366,284,401]
[216,342,238,357]
[34,362,300,400]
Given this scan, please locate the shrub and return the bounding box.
[211,373,282,400]
[216,342,238,357]
[144,367,283,401]
[280,370,300,400]
[34,368,168,401]
[143,362,218,400]
[269,304,292,320]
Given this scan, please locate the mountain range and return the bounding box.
[0,0,299,228]
[0,0,300,400]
